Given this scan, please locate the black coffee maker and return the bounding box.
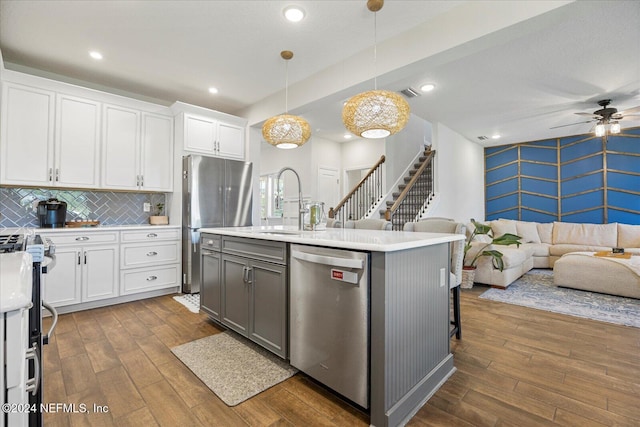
[37,198,67,228]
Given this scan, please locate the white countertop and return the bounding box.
[199,226,464,252]
[1,224,179,234]
[0,252,33,313]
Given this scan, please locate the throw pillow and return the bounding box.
[515,221,541,243]
[537,222,553,244]
[491,219,517,237]
[618,223,640,248]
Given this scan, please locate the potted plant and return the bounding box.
[461,219,522,288]
[149,202,169,225]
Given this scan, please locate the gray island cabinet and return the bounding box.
[198,226,463,427]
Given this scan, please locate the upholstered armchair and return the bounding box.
[404,217,466,339]
[344,218,392,231]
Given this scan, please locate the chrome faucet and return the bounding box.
[276,167,306,230]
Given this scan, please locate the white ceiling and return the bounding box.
[1,0,639,147]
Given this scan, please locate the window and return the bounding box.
[259,173,284,219]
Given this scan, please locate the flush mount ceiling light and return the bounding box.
[262,50,311,149]
[283,6,305,22]
[342,0,410,139]
[420,83,436,92]
[208,87,218,94]
[89,51,103,60]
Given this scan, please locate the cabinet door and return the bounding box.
[217,121,245,160]
[55,94,101,188]
[249,260,287,358]
[82,245,119,302]
[102,104,140,190]
[184,113,216,154]
[0,83,54,186]
[201,250,221,320]
[140,113,173,192]
[43,246,82,307]
[221,254,250,336]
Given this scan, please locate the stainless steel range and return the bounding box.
[0,233,56,427]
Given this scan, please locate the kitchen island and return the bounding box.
[199,225,464,427]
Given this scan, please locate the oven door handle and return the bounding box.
[25,344,40,395]
[42,301,58,345]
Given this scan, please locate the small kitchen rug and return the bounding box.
[173,293,200,313]
[171,331,297,406]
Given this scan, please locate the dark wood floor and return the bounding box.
[42,284,640,426]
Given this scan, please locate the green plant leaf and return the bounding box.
[492,233,522,247]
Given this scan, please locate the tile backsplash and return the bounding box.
[0,187,166,228]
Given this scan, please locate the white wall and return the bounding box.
[384,114,429,191]
[429,123,485,223]
[341,137,385,195]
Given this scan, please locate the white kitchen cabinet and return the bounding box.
[102,105,173,191]
[1,82,54,186]
[140,113,174,192]
[101,104,140,190]
[182,112,245,160]
[40,232,120,307]
[119,229,181,295]
[0,83,101,188]
[55,94,101,188]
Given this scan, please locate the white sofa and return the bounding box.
[465,219,640,290]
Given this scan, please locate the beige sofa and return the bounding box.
[465,219,640,290]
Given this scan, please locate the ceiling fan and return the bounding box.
[551,99,640,135]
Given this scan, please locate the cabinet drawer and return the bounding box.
[120,265,180,295]
[201,234,221,251]
[121,228,180,242]
[221,236,287,264]
[121,241,180,269]
[40,231,119,245]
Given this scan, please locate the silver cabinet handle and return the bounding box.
[147,233,157,238]
[84,251,87,264]
[75,236,90,241]
[77,251,81,265]
[146,251,158,256]
[242,266,253,284]
[146,275,158,281]
[140,175,144,187]
[25,344,41,395]
[48,168,53,181]
[55,168,59,181]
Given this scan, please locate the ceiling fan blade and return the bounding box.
[575,112,599,117]
[550,120,595,129]
[618,105,640,115]
[618,115,640,121]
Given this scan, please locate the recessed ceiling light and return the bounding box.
[208,87,219,95]
[420,83,435,92]
[89,51,103,60]
[491,134,501,139]
[344,134,353,139]
[283,6,305,22]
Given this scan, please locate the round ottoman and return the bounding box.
[553,252,640,299]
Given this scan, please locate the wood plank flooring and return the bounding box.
[42,285,640,426]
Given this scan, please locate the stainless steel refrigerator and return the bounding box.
[182,155,253,293]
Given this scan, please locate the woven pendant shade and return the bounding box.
[342,89,410,138]
[262,50,310,149]
[262,114,311,149]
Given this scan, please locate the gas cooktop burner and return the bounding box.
[0,234,25,253]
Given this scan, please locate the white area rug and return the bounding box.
[480,269,640,328]
[173,293,200,313]
[172,331,297,406]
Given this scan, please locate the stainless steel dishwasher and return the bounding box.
[289,244,369,408]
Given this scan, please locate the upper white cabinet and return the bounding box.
[175,105,246,160]
[102,106,174,192]
[1,83,55,186]
[182,113,244,160]
[1,71,174,192]
[55,94,101,188]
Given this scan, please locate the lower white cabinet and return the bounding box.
[41,227,180,310]
[42,233,119,307]
[119,229,181,296]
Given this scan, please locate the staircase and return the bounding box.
[383,149,436,230]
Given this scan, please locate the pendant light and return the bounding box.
[342,0,410,139]
[262,50,311,149]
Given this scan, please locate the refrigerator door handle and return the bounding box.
[291,249,364,269]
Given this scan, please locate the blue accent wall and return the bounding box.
[485,127,640,225]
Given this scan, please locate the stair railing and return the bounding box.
[329,155,385,226]
[385,149,436,230]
